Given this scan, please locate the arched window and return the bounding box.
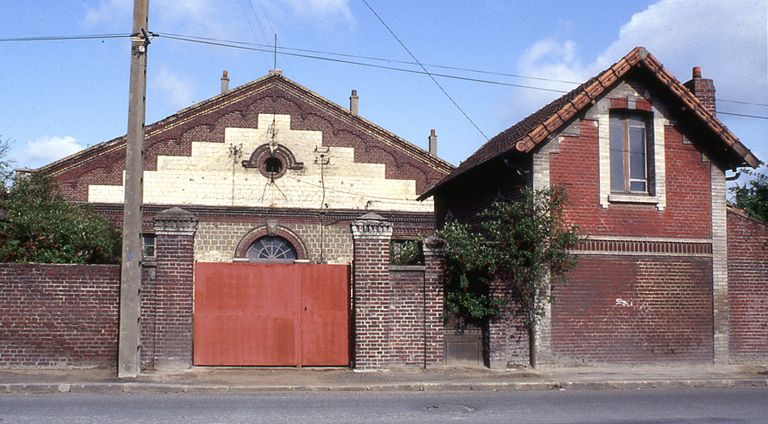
[246,236,298,261]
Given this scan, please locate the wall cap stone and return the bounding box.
[154,207,198,235]
[351,213,393,239]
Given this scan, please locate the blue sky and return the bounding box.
[1,0,766,176]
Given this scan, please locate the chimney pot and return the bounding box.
[349,89,359,116]
[428,129,438,157]
[220,70,230,94]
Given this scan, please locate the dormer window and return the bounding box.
[609,112,653,194]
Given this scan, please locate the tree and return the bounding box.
[0,172,120,264]
[0,137,12,187]
[731,165,768,222]
[438,186,582,367]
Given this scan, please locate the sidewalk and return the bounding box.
[1,364,766,394]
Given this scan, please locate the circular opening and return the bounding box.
[264,157,283,175]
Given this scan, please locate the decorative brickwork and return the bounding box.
[0,264,119,368]
[44,75,451,207]
[552,255,713,364]
[151,207,198,370]
[728,209,768,363]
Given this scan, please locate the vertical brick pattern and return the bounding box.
[0,264,119,368]
[140,265,157,370]
[351,219,392,369]
[389,268,426,366]
[552,255,714,363]
[486,280,529,368]
[152,208,198,370]
[728,210,768,363]
[422,237,445,367]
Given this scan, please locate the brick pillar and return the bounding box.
[711,165,729,364]
[351,212,393,369]
[152,207,197,371]
[422,236,445,368]
[487,279,511,369]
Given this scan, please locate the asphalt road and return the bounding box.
[1,387,767,423]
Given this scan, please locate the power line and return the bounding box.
[4,31,768,120]
[718,111,768,120]
[359,0,489,140]
[718,98,768,107]
[7,31,767,108]
[155,32,569,94]
[0,33,132,42]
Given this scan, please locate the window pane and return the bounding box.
[610,116,625,192]
[630,180,647,192]
[629,126,646,182]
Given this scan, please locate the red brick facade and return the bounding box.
[552,255,713,363]
[551,121,712,238]
[0,264,120,368]
[728,209,768,363]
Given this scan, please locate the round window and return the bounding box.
[264,157,283,175]
[246,236,297,261]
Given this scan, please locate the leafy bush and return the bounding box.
[438,186,581,327]
[390,239,423,265]
[0,173,120,264]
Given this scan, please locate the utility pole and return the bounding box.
[118,0,149,378]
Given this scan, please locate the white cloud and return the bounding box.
[503,0,767,161]
[152,67,195,109]
[12,136,85,169]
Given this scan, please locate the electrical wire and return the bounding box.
[155,32,571,94]
[360,0,489,140]
[3,31,767,119]
[0,33,132,42]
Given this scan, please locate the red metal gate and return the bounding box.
[193,262,350,366]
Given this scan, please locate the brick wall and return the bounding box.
[389,267,427,366]
[352,216,444,369]
[552,255,713,364]
[728,209,768,363]
[550,121,712,239]
[0,264,119,368]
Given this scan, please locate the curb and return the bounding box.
[2,379,766,394]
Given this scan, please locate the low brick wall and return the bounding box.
[728,209,768,363]
[552,255,714,364]
[0,263,120,368]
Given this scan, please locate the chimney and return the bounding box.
[684,66,716,114]
[428,128,438,157]
[220,70,230,94]
[349,89,359,116]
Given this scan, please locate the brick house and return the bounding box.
[4,71,451,370]
[421,47,764,367]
